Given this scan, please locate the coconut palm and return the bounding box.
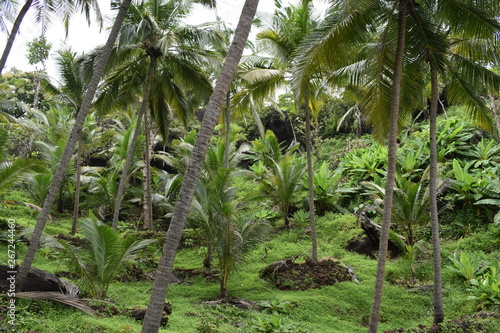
[21,105,76,212]
[408,1,500,324]
[191,134,252,272]
[92,0,216,229]
[293,1,411,327]
[0,0,102,74]
[258,154,306,227]
[0,127,43,194]
[25,213,155,298]
[0,0,16,34]
[193,165,269,298]
[17,0,133,290]
[141,1,259,331]
[236,0,324,260]
[42,48,96,234]
[291,0,498,328]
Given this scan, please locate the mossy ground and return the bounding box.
[1,190,499,332]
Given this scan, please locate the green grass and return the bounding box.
[1,196,499,333]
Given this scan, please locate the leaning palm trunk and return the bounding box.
[111,58,156,229]
[140,1,259,331]
[368,1,407,332]
[430,66,444,324]
[71,138,83,235]
[304,96,318,262]
[142,112,154,230]
[0,0,33,74]
[16,0,133,290]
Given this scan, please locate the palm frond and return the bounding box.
[14,292,99,316]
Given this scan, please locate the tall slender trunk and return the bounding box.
[488,90,500,139]
[367,1,407,332]
[430,66,444,324]
[71,138,83,235]
[16,0,132,290]
[112,58,156,229]
[142,111,154,230]
[224,91,231,169]
[58,185,64,213]
[220,215,231,299]
[203,245,212,274]
[141,1,259,331]
[304,95,318,262]
[33,71,42,110]
[0,0,33,74]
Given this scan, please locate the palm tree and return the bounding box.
[42,48,94,234]
[0,0,102,74]
[259,154,306,227]
[141,0,259,331]
[410,1,500,324]
[192,134,251,273]
[294,1,499,328]
[93,0,216,229]
[0,0,16,35]
[27,213,155,298]
[367,3,407,330]
[20,106,76,212]
[16,0,133,291]
[0,128,43,194]
[193,165,269,298]
[238,0,323,260]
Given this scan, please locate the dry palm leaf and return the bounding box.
[20,201,54,222]
[12,291,99,316]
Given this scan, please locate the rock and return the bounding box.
[0,265,74,293]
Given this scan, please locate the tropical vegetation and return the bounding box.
[1,0,500,332]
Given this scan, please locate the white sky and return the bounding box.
[1,0,327,82]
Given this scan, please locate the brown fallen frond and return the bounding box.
[19,201,54,222]
[7,291,99,316]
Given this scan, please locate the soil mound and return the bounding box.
[260,257,356,291]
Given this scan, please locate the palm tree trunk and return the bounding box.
[142,111,154,230]
[16,0,132,290]
[430,66,444,324]
[203,245,212,274]
[220,215,231,299]
[141,1,259,331]
[488,90,500,139]
[58,185,64,213]
[112,58,156,229]
[0,0,33,74]
[33,70,42,109]
[304,96,318,262]
[224,91,231,169]
[71,137,83,235]
[368,1,407,332]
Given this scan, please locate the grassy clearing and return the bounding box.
[1,191,499,332]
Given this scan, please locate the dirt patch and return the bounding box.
[202,297,262,311]
[260,257,356,291]
[90,302,172,326]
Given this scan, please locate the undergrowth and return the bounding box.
[1,191,499,332]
